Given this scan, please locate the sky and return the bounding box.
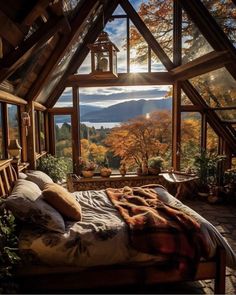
[55,0,172,108]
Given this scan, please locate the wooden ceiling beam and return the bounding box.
[45,0,119,108]
[0,10,25,47]
[0,90,27,105]
[118,0,173,71]
[171,50,232,81]
[0,15,70,83]
[67,72,174,87]
[26,0,100,102]
[21,0,55,27]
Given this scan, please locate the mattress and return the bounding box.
[19,187,236,269]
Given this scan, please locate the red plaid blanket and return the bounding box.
[106,185,209,277]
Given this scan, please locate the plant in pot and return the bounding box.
[193,150,226,197]
[78,157,96,178]
[37,154,72,183]
[99,158,112,178]
[148,156,164,175]
[0,204,21,294]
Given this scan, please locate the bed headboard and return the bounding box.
[0,159,17,198]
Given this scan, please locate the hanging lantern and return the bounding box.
[88,31,119,79]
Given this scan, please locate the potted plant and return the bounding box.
[78,157,96,178]
[148,156,164,175]
[99,158,112,178]
[193,150,226,196]
[37,154,72,183]
[0,205,21,293]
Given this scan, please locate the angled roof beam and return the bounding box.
[0,10,25,47]
[21,0,57,27]
[46,0,119,108]
[0,15,70,83]
[26,0,100,102]
[179,0,236,80]
[171,50,232,81]
[182,81,236,150]
[118,0,173,70]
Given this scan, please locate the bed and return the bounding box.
[0,159,235,294]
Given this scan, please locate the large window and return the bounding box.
[180,112,201,170]
[54,114,72,159]
[7,104,20,141]
[79,85,172,173]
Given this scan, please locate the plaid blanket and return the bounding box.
[106,185,209,277]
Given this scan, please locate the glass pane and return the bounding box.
[151,50,167,72]
[201,0,236,47]
[36,5,102,104]
[182,9,213,64]
[190,67,236,108]
[39,112,46,151]
[130,21,148,72]
[215,109,236,122]
[54,115,72,158]
[207,123,218,154]
[7,104,20,141]
[133,0,173,62]
[181,90,193,105]
[0,104,4,159]
[113,4,126,15]
[77,54,91,74]
[105,18,127,73]
[180,112,201,170]
[34,111,39,153]
[232,157,236,169]
[54,88,73,108]
[79,85,172,172]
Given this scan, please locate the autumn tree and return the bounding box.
[105,111,171,169]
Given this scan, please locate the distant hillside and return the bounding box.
[80,105,102,116]
[54,105,102,124]
[81,98,172,122]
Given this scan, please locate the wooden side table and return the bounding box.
[67,174,167,192]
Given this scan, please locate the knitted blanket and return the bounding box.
[106,185,209,277]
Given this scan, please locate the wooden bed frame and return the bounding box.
[0,159,226,293]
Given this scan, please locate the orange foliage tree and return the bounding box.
[105,111,171,169]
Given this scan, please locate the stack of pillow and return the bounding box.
[4,170,82,233]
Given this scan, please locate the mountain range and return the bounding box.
[80,98,172,122]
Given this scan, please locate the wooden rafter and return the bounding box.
[26,0,100,102]
[118,0,173,70]
[67,72,173,87]
[0,10,25,47]
[173,0,182,67]
[45,0,119,108]
[21,0,57,27]
[170,50,232,81]
[179,0,236,80]
[0,15,70,83]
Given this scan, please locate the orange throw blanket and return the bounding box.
[106,185,209,277]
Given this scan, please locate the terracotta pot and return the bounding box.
[100,169,112,177]
[148,167,161,175]
[82,170,94,178]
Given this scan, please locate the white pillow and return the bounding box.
[26,170,53,190]
[5,179,65,233]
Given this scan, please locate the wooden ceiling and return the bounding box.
[0,0,235,150]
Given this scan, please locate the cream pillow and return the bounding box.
[26,170,53,190]
[5,179,65,233]
[43,183,82,221]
